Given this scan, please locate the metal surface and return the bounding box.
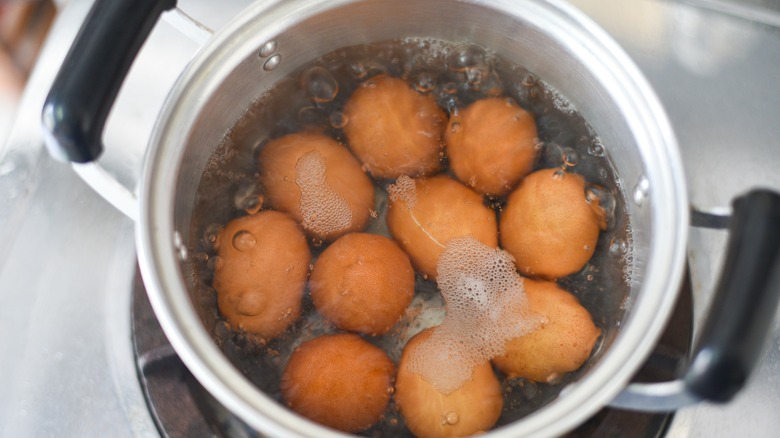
[567,1,780,435]
[0,0,247,436]
[0,0,779,437]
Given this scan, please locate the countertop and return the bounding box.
[1,0,779,436]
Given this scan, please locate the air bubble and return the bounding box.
[410,69,437,93]
[234,181,264,214]
[232,230,257,252]
[300,66,339,104]
[517,73,542,102]
[585,183,616,230]
[349,59,386,80]
[443,411,459,425]
[588,139,605,157]
[609,238,627,257]
[443,96,460,116]
[449,43,487,73]
[203,223,223,250]
[237,290,266,316]
[329,111,349,129]
[562,147,579,167]
[521,73,539,88]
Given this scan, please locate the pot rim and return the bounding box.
[137,0,689,436]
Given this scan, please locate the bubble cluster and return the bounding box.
[407,236,542,394]
[386,175,418,210]
[549,88,577,115]
[295,150,353,237]
[300,66,339,104]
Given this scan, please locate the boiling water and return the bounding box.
[188,38,633,436]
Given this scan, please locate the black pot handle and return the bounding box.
[611,189,780,411]
[42,0,178,163]
[685,189,780,401]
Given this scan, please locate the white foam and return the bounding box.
[295,150,352,236]
[407,236,541,393]
[387,175,417,209]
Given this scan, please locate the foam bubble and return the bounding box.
[612,176,637,288]
[622,225,638,287]
[387,175,417,209]
[407,236,541,393]
[295,150,352,236]
[547,87,577,115]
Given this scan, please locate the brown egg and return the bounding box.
[395,328,503,438]
[212,210,311,342]
[280,333,395,433]
[310,233,415,335]
[343,75,447,179]
[386,175,498,280]
[259,131,375,241]
[500,168,606,279]
[445,97,539,196]
[492,279,601,382]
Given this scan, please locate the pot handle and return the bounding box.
[42,0,177,163]
[610,189,780,411]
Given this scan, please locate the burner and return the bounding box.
[131,267,692,438]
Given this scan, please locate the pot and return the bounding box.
[42,0,780,436]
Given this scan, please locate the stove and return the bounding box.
[2,0,780,436]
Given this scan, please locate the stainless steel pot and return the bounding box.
[42,0,780,437]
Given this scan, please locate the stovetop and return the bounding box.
[2,0,780,436]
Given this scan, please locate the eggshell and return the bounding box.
[343,75,447,179]
[386,175,498,280]
[310,233,415,335]
[259,131,375,241]
[445,97,538,196]
[212,210,311,342]
[281,333,395,433]
[395,328,503,438]
[499,168,606,279]
[492,279,601,382]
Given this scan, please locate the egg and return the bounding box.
[259,131,375,241]
[386,175,498,280]
[395,328,503,438]
[280,333,395,433]
[499,168,606,279]
[310,233,415,335]
[212,210,311,342]
[342,75,447,179]
[445,97,539,196]
[492,279,601,382]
